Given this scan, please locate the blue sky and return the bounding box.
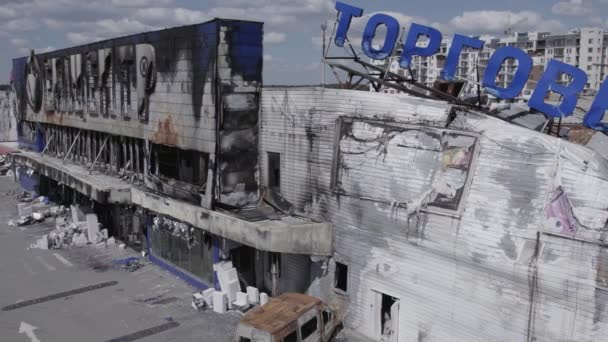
[1,0,607,84]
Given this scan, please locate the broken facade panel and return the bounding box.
[259,88,608,342]
[11,20,330,302]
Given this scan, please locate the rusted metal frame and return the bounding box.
[356,58,504,114]
[356,59,465,102]
[62,129,82,163]
[89,134,110,174]
[346,73,354,88]
[40,133,54,157]
[326,61,433,98]
[328,64,345,88]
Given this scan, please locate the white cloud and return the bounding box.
[265,32,286,44]
[95,18,156,36]
[109,0,174,7]
[590,16,604,26]
[18,46,55,55]
[263,53,273,61]
[67,32,104,44]
[3,18,39,31]
[10,38,28,47]
[208,7,295,25]
[211,0,332,14]
[173,8,210,24]
[552,0,592,16]
[134,7,210,27]
[0,7,16,18]
[448,10,566,35]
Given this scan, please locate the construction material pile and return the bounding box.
[8,204,67,227]
[27,205,115,250]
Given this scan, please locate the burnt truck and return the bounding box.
[235,293,341,342]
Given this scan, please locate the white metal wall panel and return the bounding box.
[259,87,608,342]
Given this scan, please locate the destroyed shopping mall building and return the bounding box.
[10,19,608,342]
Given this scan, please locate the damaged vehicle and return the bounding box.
[235,293,341,342]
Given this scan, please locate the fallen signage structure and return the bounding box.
[331,1,608,131]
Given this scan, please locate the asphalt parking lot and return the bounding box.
[0,176,240,342]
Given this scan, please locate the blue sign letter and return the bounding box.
[583,78,608,131]
[362,14,400,60]
[334,2,363,47]
[440,34,484,81]
[399,23,442,69]
[529,60,587,118]
[482,47,532,99]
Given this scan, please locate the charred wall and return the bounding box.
[259,88,608,342]
[216,21,263,208]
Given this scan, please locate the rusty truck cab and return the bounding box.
[235,293,339,342]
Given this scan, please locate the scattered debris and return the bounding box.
[112,257,140,265]
[0,155,12,176]
[112,257,145,272]
[192,292,205,311]
[23,206,118,250]
[233,292,249,312]
[15,191,33,202]
[124,259,144,272]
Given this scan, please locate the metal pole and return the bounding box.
[321,23,327,88]
[40,133,54,157]
[89,135,110,174]
[62,129,81,163]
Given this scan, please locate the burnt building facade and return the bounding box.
[259,88,608,342]
[11,20,331,295]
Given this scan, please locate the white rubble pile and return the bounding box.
[28,207,117,250]
[8,205,67,227]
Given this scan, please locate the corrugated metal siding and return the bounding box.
[259,88,608,342]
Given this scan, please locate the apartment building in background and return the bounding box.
[371,28,608,99]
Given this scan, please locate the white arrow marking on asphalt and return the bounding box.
[19,322,41,342]
[53,253,73,267]
[35,256,55,271]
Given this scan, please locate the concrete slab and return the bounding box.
[86,214,99,243]
[246,286,259,304]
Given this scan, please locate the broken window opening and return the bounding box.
[334,261,348,293]
[86,52,98,114]
[70,54,84,114]
[120,61,133,118]
[62,57,71,112]
[379,293,399,341]
[150,217,213,285]
[333,118,478,216]
[100,52,113,117]
[267,252,281,278]
[300,316,318,340]
[322,308,333,327]
[54,59,64,112]
[44,59,54,111]
[267,152,281,192]
[149,143,208,190]
[283,331,297,342]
